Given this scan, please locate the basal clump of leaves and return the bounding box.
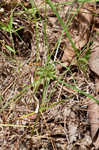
[37,62,56,83]
[32,61,57,96]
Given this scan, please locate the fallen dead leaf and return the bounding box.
[89,11,99,94]
[88,96,99,149]
[89,32,99,94]
[61,2,94,66]
[89,33,99,77]
[88,9,99,149]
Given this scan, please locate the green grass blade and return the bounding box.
[56,78,99,103]
[46,0,79,55]
[5,45,16,54]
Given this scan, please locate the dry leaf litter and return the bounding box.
[0,0,99,150]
